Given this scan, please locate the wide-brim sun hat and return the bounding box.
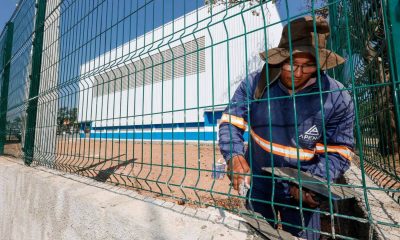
[259,16,345,70]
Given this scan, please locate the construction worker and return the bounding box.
[218,16,354,239]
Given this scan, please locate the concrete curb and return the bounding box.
[344,164,400,240]
[0,157,254,240]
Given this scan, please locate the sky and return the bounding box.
[1,0,327,110]
[55,0,205,108]
[58,0,205,85]
[1,0,206,111]
[2,0,321,84]
[0,0,18,31]
[60,0,204,64]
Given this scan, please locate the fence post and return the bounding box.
[24,0,47,165]
[388,0,400,82]
[0,22,14,155]
[327,0,340,79]
[386,0,400,159]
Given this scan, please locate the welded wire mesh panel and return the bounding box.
[0,0,36,158]
[0,30,7,72]
[0,25,9,153]
[328,0,400,181]
[0,0,399,239]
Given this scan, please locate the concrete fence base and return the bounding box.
[1,156,399,240]
[0,157,252,240]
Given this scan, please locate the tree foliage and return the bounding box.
[57,107,78,134]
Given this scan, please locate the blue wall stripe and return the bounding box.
[91,122,205,131]
[88,111,224,131]
[80,131,249,141]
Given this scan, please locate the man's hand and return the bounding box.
[289,185,320,208]
[227,155,250,191]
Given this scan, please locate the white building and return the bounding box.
[77,2,303,141]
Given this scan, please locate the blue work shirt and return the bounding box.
[218,67,354,197]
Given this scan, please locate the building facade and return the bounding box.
[78,2,297,142]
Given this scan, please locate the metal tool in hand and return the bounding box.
[238,177,250,197]
[237,176,294,239]
[262,167,359,200]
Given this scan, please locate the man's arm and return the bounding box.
[218,71,258,159]
[309,95,355,182]
[218,71,259,190]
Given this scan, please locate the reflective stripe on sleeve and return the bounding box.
[250,128,354,162]
[315,143,354,161]
[220,113,248,130]
[250,129,315,161]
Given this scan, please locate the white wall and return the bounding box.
[78,1,308,126]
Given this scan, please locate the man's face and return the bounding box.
[280,53,317,91]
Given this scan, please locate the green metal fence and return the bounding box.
[0,0,399,239]
[327,0,400,184]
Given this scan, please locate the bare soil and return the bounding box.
[52,138,244,209]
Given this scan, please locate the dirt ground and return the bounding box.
[53,138,244,209]
[4,138,243,209]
